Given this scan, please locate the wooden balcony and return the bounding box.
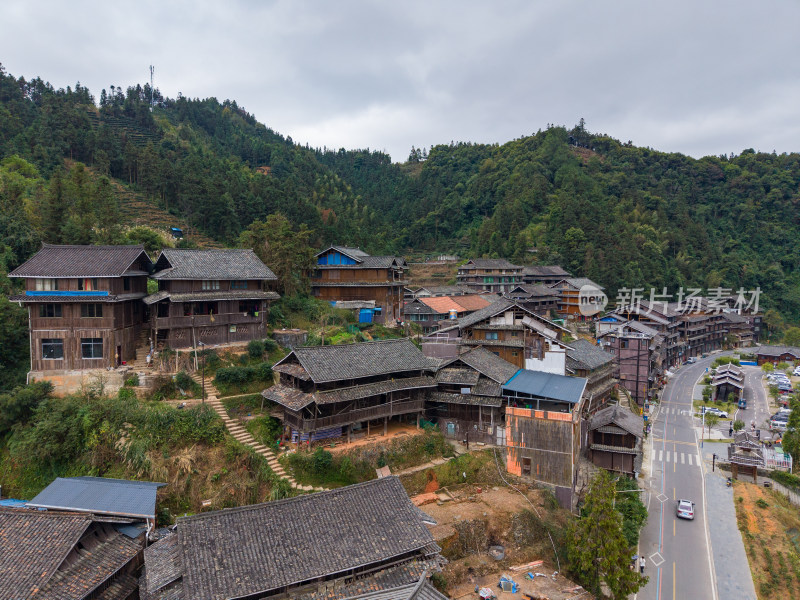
[284,398,425,433]
[155,312,262,329]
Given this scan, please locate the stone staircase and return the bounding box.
[188,372,322,493]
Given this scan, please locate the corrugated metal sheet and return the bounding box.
[502,370,586,404]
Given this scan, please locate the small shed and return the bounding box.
[727,431,763,483]
[588,404,644,477]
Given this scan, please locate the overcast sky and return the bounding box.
[2,1,799,162]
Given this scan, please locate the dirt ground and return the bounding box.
[734,480,800,599]
[325,422,422,453]
[415,485,591,600]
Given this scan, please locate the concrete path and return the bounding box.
[189,372,324,492]
[701,445,757,600]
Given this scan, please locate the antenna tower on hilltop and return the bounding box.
[149,65,155,111]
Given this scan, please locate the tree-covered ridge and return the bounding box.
[1,64,799,323]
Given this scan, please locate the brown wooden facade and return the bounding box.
[311,247,406,323]
[9,245,151,372]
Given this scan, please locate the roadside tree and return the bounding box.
[704,413,720,439]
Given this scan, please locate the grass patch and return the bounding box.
[401,450,505,496]
[692,399,736,419]
[281,428,455,488]
[733,480,800,599]
[221,394,266,418]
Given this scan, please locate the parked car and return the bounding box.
[699,406,729,419]
[771,420,788,433]
[793,367,800,376]
[687,357,698,364]
[676,499,695,520]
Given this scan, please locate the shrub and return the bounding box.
[263,338,278,353]
[755,498,769,509]
[118,387,137,402]
[312,448,333,474]
[174,371,194,391]
[256,362,273,381]
[769,470,800,492]
[215,366,257,387]
[124,373,140,387]
[247,339,265,359]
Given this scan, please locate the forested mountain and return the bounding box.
[1,65,799,388]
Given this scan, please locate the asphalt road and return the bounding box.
[637,357,719,600]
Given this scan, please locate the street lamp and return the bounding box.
[197,341,205,403]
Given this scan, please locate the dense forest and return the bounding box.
[1,65,799,387]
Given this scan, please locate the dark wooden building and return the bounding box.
[755,345,800,366]
[711,363,744,402]
[145,248,279,349]
[505,284,559,316]
[263,339,437,443]
[597,318,662,408]
[503,370,587,503]
[139,477,444,600]
[588,404,643,477]
[8,244,152,372]
[311,246,407,324]
[427,346,520,445]
[403,294,492,335]
[422,297,571,374]
[456,258,522,294]
[566,338,617,413]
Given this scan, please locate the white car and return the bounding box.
[699,406,729,419]
[676,499,695,520]
[793,367,800,376]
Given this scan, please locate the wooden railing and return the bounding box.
[284,398,425,433]
[155,312,262,329]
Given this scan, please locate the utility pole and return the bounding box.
[149,65,155,111]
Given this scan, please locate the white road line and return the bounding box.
[688,454,693,466]
[666,451,671,463]
[659,450,663,461]
[681,453,685,464]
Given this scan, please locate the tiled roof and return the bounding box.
[462,259,521,270]
[451,295,493,312]
[176,477,436,600]
[273,362,312,380]
[8,293,135,304]
[262,385,315,411]
[589,404,643,438]
[152,248,277,280]
[277,339,433,384]
[549,277,603,290]
[522,265,571,277]
[756,345,800,358]
[36,523,142,600]
[143,289,279,305]
[317,376,437,405]
[340,574,449,600]
[503,370,586,404]
[435,368,480,385]
[422,285,471,296]
[28,476,165,520]
[93,574,139,600]
[507,284,558,298]
[143,533,182,598]
[453,346,520,383]
[404,300,436,316]
[567,339,614,371]
[9,245,151,278]
[426,391,502,407]
[0,508,91,599]
[437,297,515,332]
[419,296,465,314]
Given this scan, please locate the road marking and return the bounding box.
[673,562,676,600]
[666,451,670,462]
[652,438,697,446]
[681,453,685,464]
[688,454,693,466]
[659,450,663,461]
[673,487,675,500]
[673,519,675,537]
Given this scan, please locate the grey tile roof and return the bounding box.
[341,574,449,600]
[507,284,559,298]
[461,258,521,270]
[262,385,315,411]
[503,370,587,404]
[8,244,151,278]
[404,300,436,315]
[548,277,604,290]
[589,404,643,438]
[756,345,800,358]
[143,289,280,305]
[277,339,434,383]
[566,339,614,371]
[316,376,437,405]
[0,508,91,599]
[426,390,503,407]
[27,476,165,520]
[35,523,142,600]
[176,477,437,600]
[522,265,572,277]
[436,297,515,332]
[435,368,480,385]
[152,248,277,280]
[452,346,520,383]
[8,293,135,304]
[143,533,183,597]
[317,246,407,270]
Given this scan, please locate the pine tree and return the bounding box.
[567,470,647,599]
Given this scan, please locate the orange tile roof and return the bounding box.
[420,296,463,314]
[452,295,493,311]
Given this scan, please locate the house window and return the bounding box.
[621,340,628,349]
[522,457,532,475]
[486,332,499,340]
[231,280,248,289]
[157,302,169,318]
[511,331,518,337]
[39,304,62,318]
[42,339,63,360]
[81,338,103,359]
[35,278,58,291]
[239,301,261,315]
[78,278,99,291]
[81,304,103,318]
[123,277,131,291]
[201,280,220,290]
[512,350,519,357]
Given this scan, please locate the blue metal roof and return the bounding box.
[0,498,29,508]
[503,370,587,404]
[27,476,165,520]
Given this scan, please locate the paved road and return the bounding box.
[637,358,718,600]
